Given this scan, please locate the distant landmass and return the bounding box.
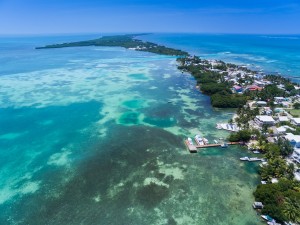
[36,34,189,56]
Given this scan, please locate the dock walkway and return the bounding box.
[185,139,241,153]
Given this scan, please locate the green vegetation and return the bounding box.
[235,106,259,129]
[277,139,294,157]
[294,103,300,110]
[252,137,299,223]
[254,179,300,223]
[37,34,189,56]
[288,109,300,117]
[177,56,247,108]
[211,93,247,108]
[228,129,252,142]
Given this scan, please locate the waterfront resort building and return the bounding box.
[255,115,275,127]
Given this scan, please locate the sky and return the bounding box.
[0,0,300,35]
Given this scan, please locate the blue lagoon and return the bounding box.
[1,34,292,224]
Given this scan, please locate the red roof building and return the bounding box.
[247,85,263,91]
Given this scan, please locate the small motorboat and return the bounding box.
[187,138,194,145]
[240,157,250,161]
[249,157,262,162]
[221,143,228,148]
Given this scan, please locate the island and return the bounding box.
[36,34,189,56]
[37,34,300,224]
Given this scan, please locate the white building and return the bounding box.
[285,133,300,148]
[291,118,300,126]
[255,115,275,126]
[274,125,295,135]
[274,97,285,103]
[278,116,289,122]
[256,101,267,107]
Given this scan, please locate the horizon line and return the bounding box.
[0,31,300,37]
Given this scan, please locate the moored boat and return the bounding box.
[249,157,262,162]
[216,124,222,129]
[187,137,194,145]
[194,135,204,145]
[240,157,250,161]
[203,138,209,144]
[261,215,275,222]
[221,143,228,148]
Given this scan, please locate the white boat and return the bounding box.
[203,138,209,144]
[261,215,275,222]
[253,151,260,154]
[240,157,250,161]
[187,138,194,145]
[216,123,222,129]
[214,140,218,144]
[194,135,204,145]
[249,157,262,162]
[221,143,228,148]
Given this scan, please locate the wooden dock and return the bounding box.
[184,140,197,153]
[184,139,241,153]
[196,142,240,148]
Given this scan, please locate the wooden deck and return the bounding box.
[184,139,241,153]
[196,142,240,148]
[184,140,198,153]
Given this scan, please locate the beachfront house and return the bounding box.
[255,115,275,127]
[291,118,300,126]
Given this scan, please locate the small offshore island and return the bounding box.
[37,34,300,224]
[36,34,189,56]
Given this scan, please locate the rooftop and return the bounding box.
[256,115,275,122]
[285,133,300,143]
[291,117,300,124]
[278,116,289,122]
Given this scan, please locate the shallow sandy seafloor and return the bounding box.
[0,46,263,224]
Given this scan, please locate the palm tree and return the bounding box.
[282,198,300,223]
[286,163,295,180]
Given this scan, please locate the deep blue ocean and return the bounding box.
[0,33,299,225]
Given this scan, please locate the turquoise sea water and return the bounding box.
[1,34,297,224]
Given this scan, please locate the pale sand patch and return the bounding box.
[48,148,71,167]
[158,162,184,180]
[143,178,169,188]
